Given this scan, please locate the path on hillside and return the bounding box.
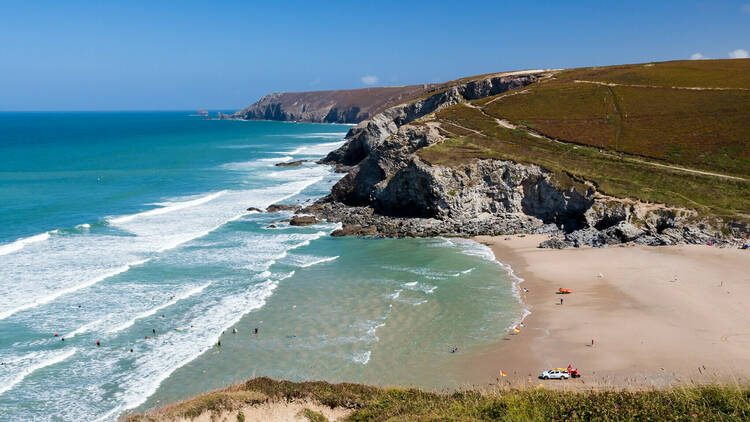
[459,102,750,182]
[574,79,750,91]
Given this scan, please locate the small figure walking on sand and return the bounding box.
[560,298,564,305]
[591,339,595,347]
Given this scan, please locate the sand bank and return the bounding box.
[464,235,750,389]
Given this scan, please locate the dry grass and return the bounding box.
[124,377,750,421]
[122,387,267,421]
[472,59,750,177]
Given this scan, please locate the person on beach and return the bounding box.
[253,327,258,335]
[591,339,595,346]
[232,328,238,334]
[96,340,100,347]
[152,328,156,335]
[560,298,563,305]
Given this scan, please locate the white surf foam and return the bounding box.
[109,191,226,224]
[65,318,107,339]
[287,141,346,156]
[440,238,532,330]
[0,231,52,256]
[95,275,285,422]
[352,350,371,365]
[271,133,347,139]
[106,282,212,334]
[0,348,77,396]
[401,281,437,294]
[0,259,150,321]
[291,255,339,268]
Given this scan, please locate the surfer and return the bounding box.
[232,328,238,334]
[96,340,100,347]
[253,327,258,335]
[152,328,156,335]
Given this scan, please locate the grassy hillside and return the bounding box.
[124,378,750,421]
[476,59,750,177]
[419,59,750,222]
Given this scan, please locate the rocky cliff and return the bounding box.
[227,85,436,124]
[302,71,748,248]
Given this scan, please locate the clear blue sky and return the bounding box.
[1,1,748,111]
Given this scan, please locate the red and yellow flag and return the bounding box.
[501,370,507,377]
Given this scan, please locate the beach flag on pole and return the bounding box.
[501,370,507,377]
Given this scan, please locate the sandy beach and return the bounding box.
[463,235,750,389]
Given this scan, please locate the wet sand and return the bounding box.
[463,235,750,389]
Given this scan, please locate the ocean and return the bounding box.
[0,112,523,421]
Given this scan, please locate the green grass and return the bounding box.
[418,104,750,220]
[126,378,750,421]
[299,408,329,422]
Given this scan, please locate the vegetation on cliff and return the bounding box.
[125,378,750,421]
[418,60,750,223]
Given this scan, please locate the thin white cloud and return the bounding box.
[729,49,749,59]
[690,52,708,60]
[360,75,378,85]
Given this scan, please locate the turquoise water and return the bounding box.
[0,112,522,421]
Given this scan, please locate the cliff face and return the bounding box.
[304,72,747,247]
[228,85,436,124]
[322,73,542,166]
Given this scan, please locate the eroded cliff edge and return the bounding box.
[299,70,749,248]
[225,85,437,124]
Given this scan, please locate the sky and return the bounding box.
[1,1,749,111]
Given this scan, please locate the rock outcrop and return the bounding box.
[226,85,437,124]
[289,215,318,226]
[275,160,308,167]
[321,73,544,166]
[304,72,748,248]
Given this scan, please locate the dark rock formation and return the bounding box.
[330,224,378,237]
[246,207,263,212]
[289,215,318,226]
[266,204,301,213]
[275,160,308,167]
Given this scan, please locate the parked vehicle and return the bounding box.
[540,369,570,380]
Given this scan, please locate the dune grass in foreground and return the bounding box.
[124,377,750,421]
